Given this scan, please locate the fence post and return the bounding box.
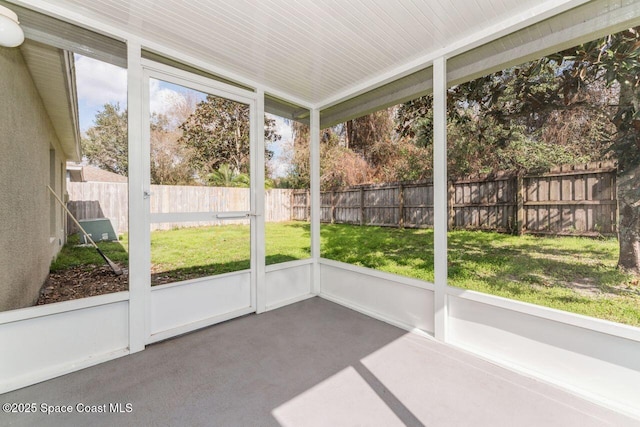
[360,187,365,226]
[306,189,311,221]
[516,174,524,235]
[290,190,294,221]
[398,183,404,228]
[331,190,336,224]
[447,181,455,230]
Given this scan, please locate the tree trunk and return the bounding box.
[617,163,640,273]
[615,76,640,273]
[345,120,354,149]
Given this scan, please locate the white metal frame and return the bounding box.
[133,59,261,344]
[432,57,448,341]
[310,108,321,295]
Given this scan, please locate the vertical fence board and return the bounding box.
[68,183,293,234]
[68,162,617,237]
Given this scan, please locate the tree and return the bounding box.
[344,108,395,164]
[554,28,640,272]
[396,27,640,272]
[82,103,128,176]
[179,95,279,181]
[83,101,197,185]
[149,91,200,185]
[149,112,195,185]
[462,29,639,271]
[396,67,614,177]
[280,120,311,189]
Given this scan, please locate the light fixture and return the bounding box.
[0,5,24,48]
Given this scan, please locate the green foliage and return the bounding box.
[344,109,395,163]
[395,28,640,178]
[206,164,250,187]
[82,103,128,176]
[499,137,592,172]
[553,27,640,171]
[179,95,279,180]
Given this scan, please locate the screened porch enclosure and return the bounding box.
[1,0,640,423]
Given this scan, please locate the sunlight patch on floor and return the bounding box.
[272,366,404,427]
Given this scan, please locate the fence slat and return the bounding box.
[68,162,617,237]
[292,162,616,236]
[68,182,293,234]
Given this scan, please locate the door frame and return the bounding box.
[129,58,261,345]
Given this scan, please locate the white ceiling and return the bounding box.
[11,0,592,109]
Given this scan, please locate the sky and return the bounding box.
[75,54,292,177]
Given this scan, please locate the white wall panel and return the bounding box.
[448,295,640,418]
[320,261,434,334]
[265,262,312,310]
[0,301,129,393]
[149,273,251,337]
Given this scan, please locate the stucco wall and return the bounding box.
[0,46,66,311]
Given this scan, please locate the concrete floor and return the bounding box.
[1,297,637,426]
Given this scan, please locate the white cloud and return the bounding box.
[75,55,127,108]
[75,55,187,115]
[276,117,293,143]
[75,55,193,130]
[149,78,186,116]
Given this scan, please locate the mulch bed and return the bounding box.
[36,265,129,305]
[35,265,209,305]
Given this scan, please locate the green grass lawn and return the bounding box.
[50,234,129,271]
[321,224,639,326]
[51,222,640,326]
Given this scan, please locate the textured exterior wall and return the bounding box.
[0,46,66,311]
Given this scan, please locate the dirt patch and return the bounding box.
[563,277,606,297]
[36,265,213,305]
[565,277,640,298]
[37,265,129,305]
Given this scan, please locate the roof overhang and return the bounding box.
[19,39,81,161]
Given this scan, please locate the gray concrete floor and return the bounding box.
[1,297,638,427]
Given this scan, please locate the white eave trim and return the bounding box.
[63,49,81,162]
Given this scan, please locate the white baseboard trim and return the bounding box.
[1,348,129,394]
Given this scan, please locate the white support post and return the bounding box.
[433,56,448,341]
[127,41,148,353]
[310,108,321,295]
[255,90,267,313]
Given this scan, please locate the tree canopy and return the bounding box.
[82,103,128,176]
[82,94,280,186]
[179,95,279,181]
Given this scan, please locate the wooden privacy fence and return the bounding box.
[67,182,294,234]
[293,162,618,236]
